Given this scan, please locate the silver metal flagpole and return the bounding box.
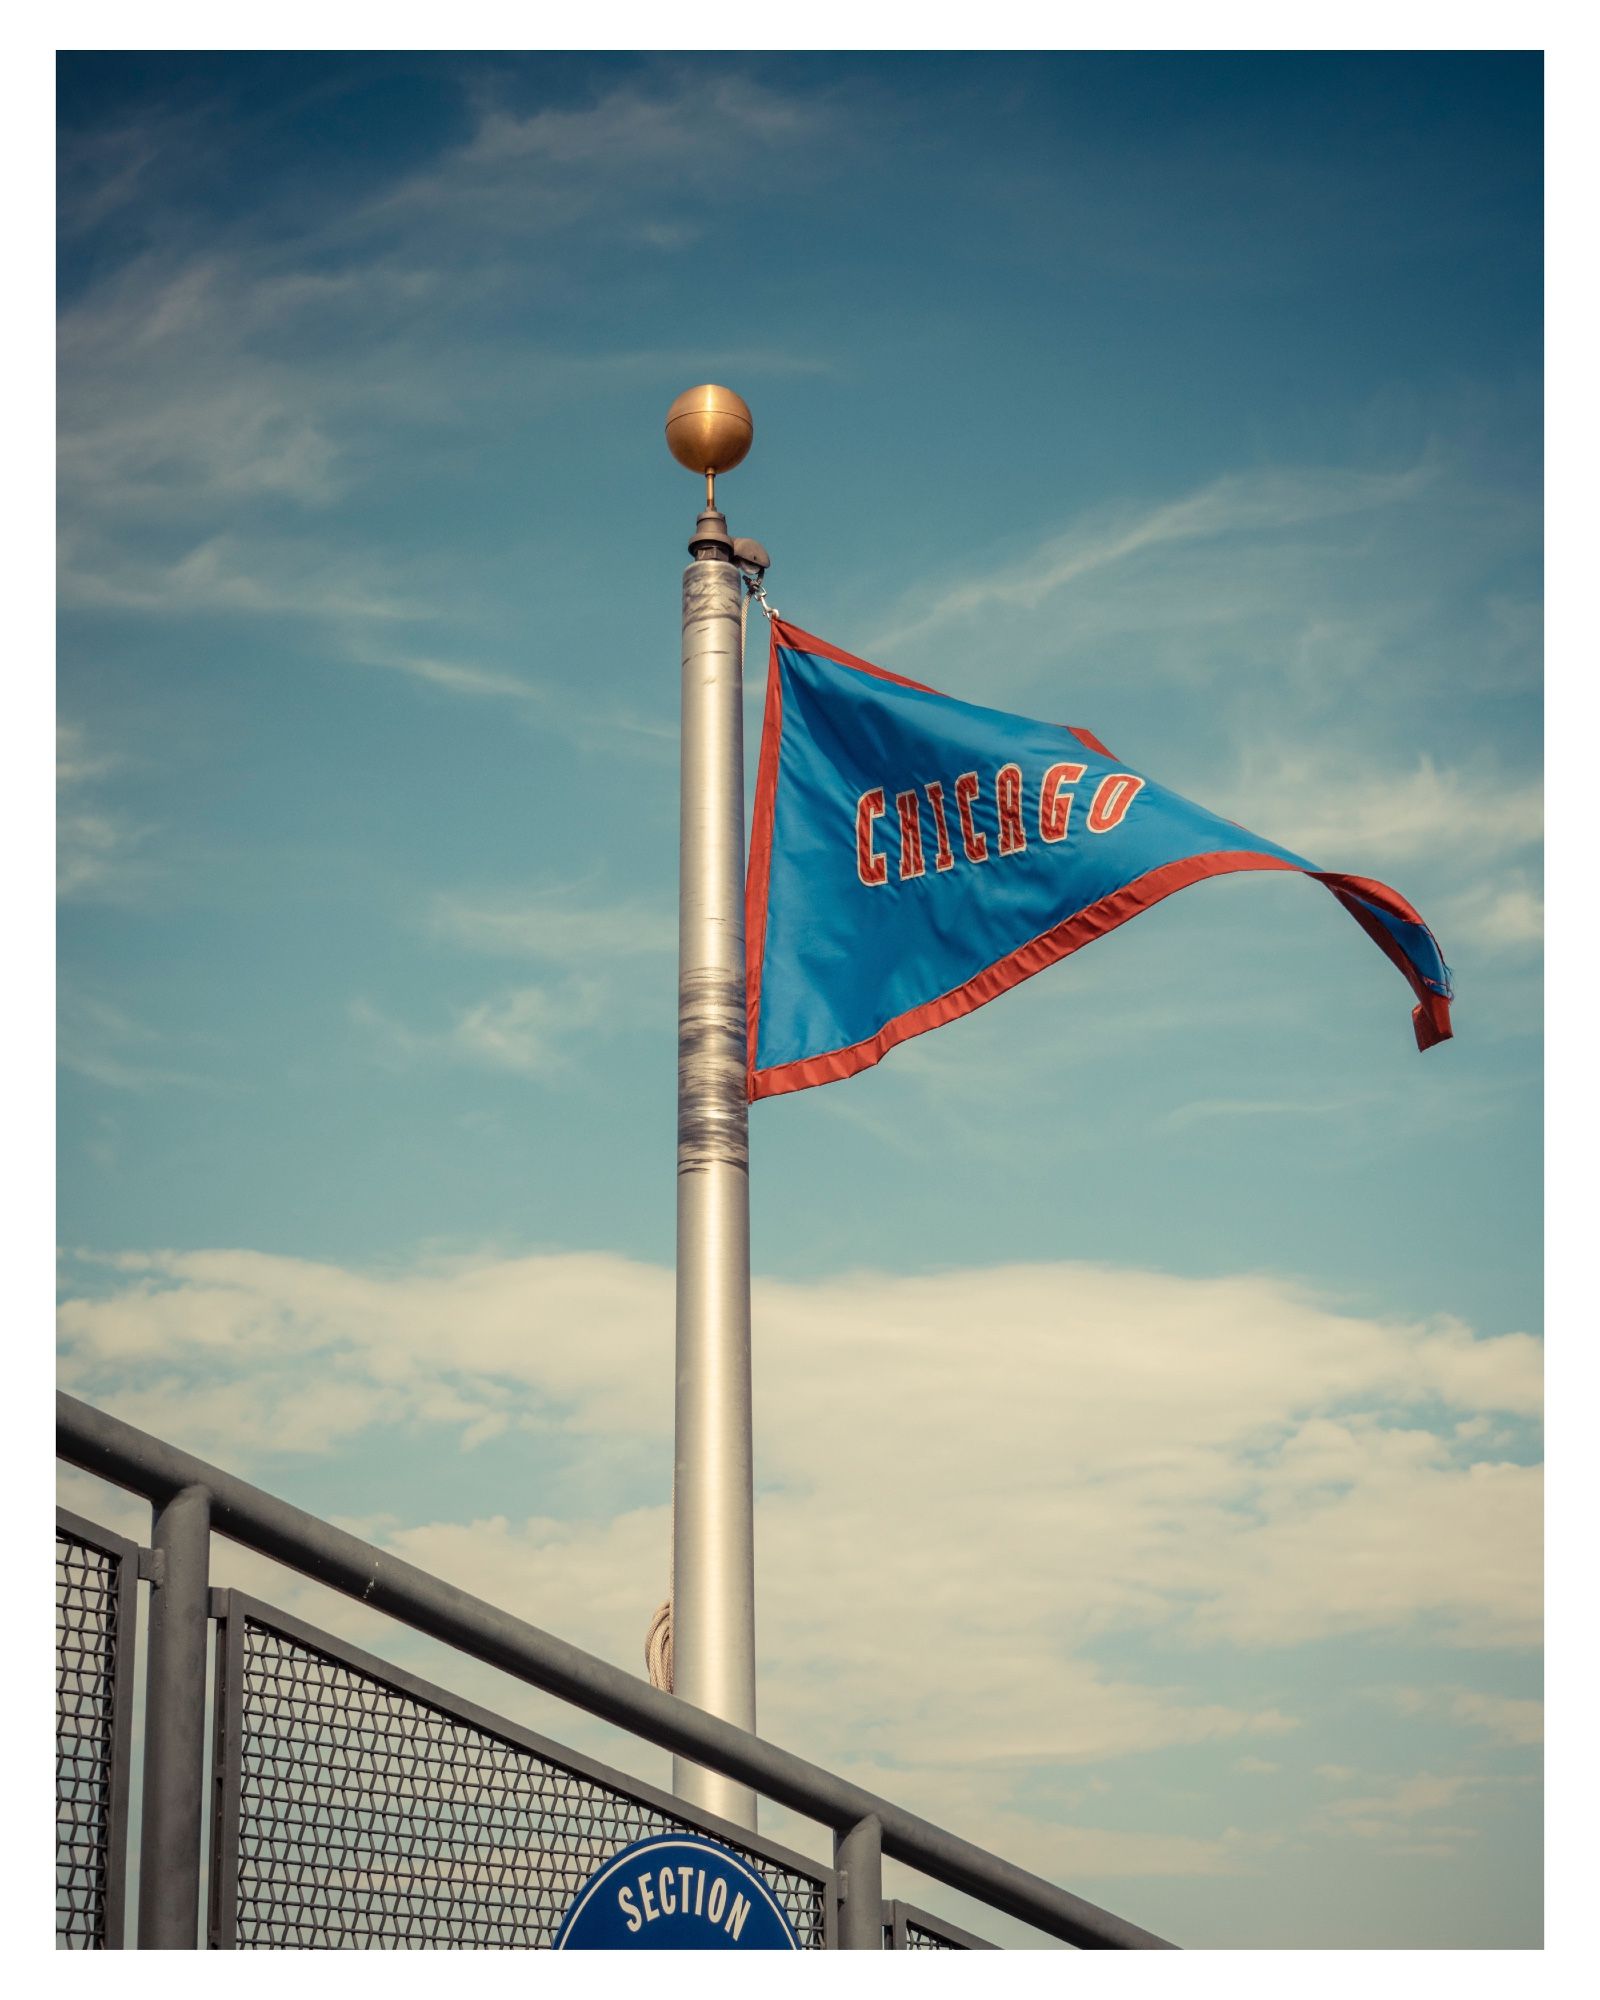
[664,385,758,1826]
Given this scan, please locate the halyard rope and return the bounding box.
[645,1584,673,1691]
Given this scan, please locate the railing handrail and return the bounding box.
[57,1389,1175,1950]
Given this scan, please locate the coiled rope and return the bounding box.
[644,1590,673,1692]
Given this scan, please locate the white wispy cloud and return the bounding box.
[58,117,168,234]
[58,531,421,623]
[1440,873,1544,956]
[1162,1091,1385,1133]
[847,1764,1279,1884]
[859,439,1539,758]
[371,71,828,236]
[57,990,223,1094]
[56,68,833,539]
[428,889,676,961]
[55,78,833,715]
[1311,1770,1482,1850]
[349,893,674,1080]
[871,461,1437,658]
[1375,1685,1543,1747]
[450,981,602,1075]
[58,249,380,472]
[344,645,548,704]
[57,807,140,902]
[1221,747,1542,871]
[57,723,147,902]
[351,974,607,1078]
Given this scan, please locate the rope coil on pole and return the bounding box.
[644,1595,673,1692]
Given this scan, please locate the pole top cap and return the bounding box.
[665,385,754,480]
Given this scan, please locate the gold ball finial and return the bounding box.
[665,385,753,504]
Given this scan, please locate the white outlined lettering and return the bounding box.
[658,1867,676,1915]
[727,1892,751,1941]
[954,771,988,863]
[1086,773,1144,833]
[638,1874,658,1923]
[895,789,926,879]
[856,788,888,886]
[618,1885,642,1934]
[924,779,956,870]
[707,1878,727,1924]
[995,762,1027,855]
[1039,761,1087,842]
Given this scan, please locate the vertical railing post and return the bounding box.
[138,1483,211,1948]
[835,1813,884,1950]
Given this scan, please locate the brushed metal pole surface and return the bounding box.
[138,1483,211,1947]
[836,1814,886,1949]
[671,540,758,1827]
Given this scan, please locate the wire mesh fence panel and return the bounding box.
[886,1899,992,1950]
[217,1606,830,1949]
[56,1518,136,1949]
[905,1919,962,1949]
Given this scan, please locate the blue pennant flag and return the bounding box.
[745,620,1453,1101]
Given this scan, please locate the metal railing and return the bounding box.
[208,1592,832,1949]
[56,1390,1176,1950]
[888,1900,1000,1951]
[55,1510,138,1948]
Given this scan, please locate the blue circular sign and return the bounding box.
[554,1833,802,1951]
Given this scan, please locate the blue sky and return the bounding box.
[56,51,1542,1949]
